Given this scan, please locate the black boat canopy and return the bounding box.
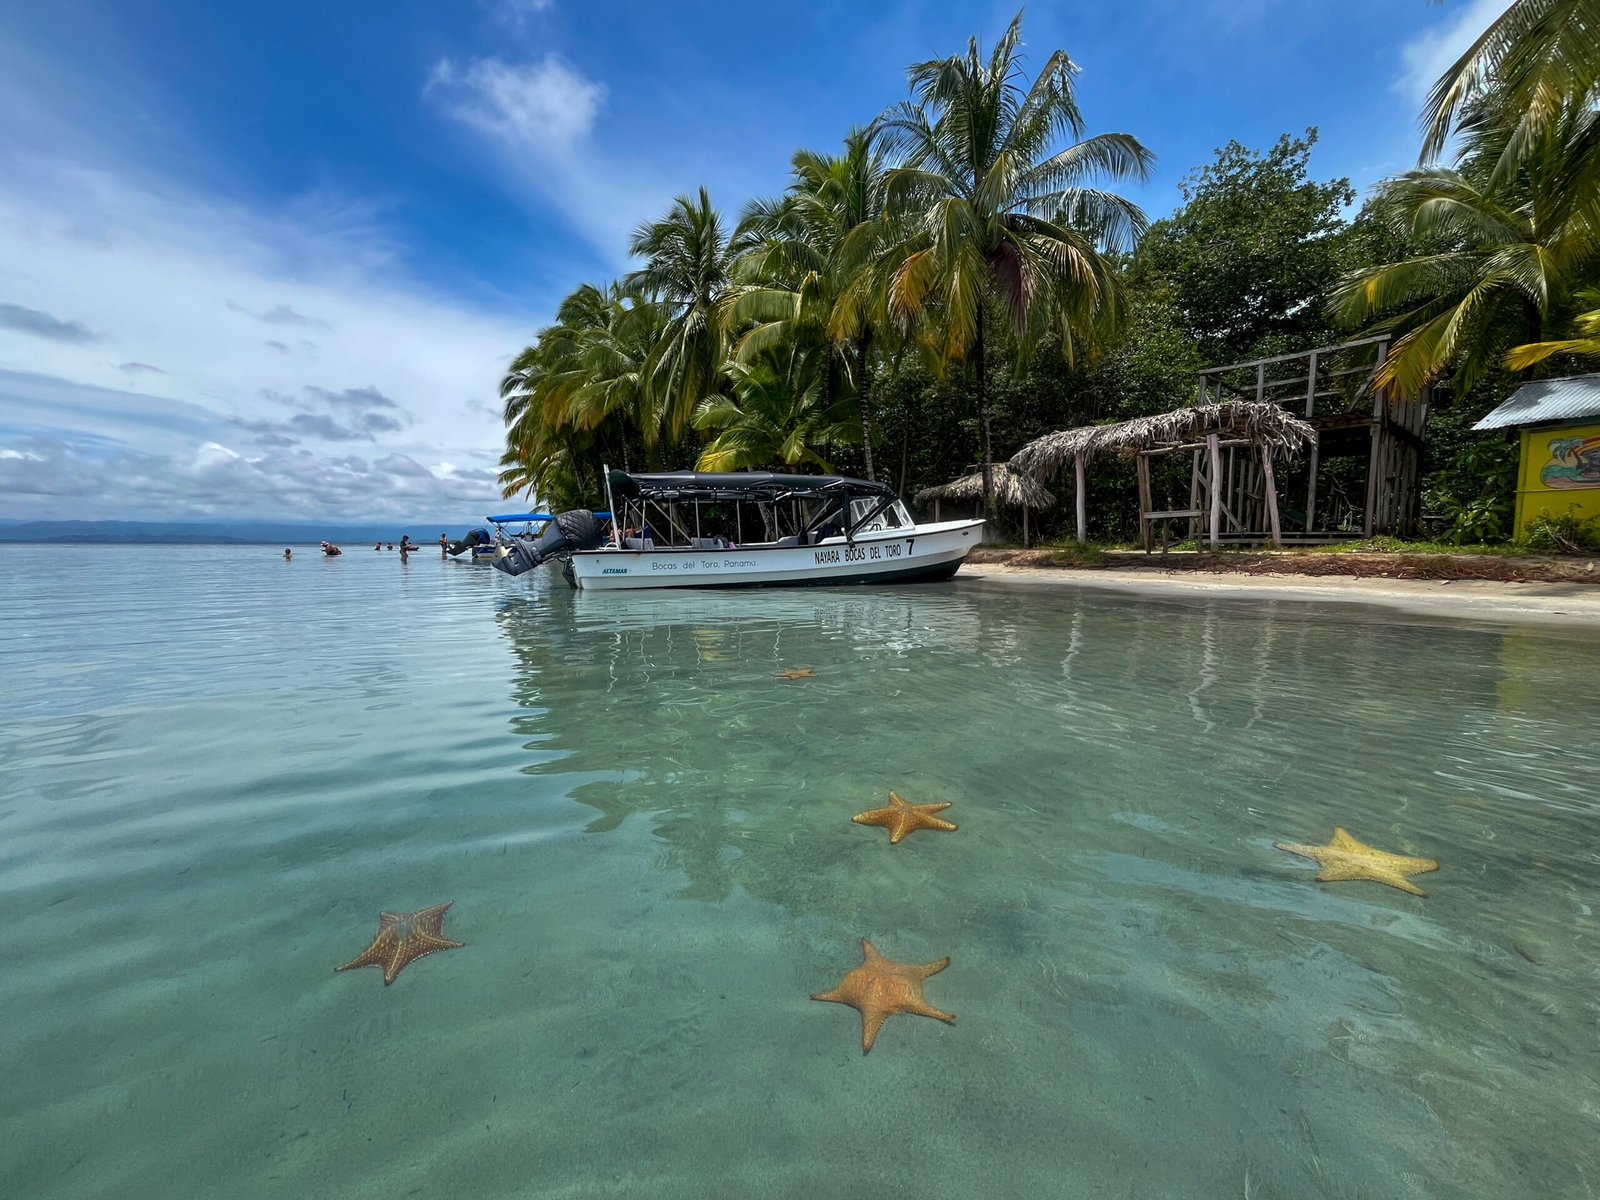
[608,470,896,503]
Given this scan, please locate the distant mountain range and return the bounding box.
[0,519,478,545]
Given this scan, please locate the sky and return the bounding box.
[0,0,1510,523]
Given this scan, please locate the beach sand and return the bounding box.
[959,561,1600,624]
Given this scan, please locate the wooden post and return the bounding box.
[1261,443,1282,547]
[1022,503,1030,549]
[934,498,941,522]
[1188,449,1201,540]
[1207,433,1222,549]
[1074,453,1087,545]
[1304,437,1320,533]
[1136,453,1153,553]
[1363,386,1383,536]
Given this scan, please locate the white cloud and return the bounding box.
[425,54,687,262]
[488,0,554,30]
[428,55,605,147]
[0,158,538,520]
[1396,0,1513,103]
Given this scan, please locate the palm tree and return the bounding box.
[1506,287,1600,368]
[499,284,613,504]
[869,10,1152,514]
[731,129,896,478]
[691,348,858,472]
[565,284,671,468]
[626,188,736,443]
[1421,0,1600,171]
[1332,100,1600,394]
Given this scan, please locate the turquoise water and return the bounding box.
[2,545,1597,1199]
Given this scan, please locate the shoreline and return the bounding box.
[958,561,1600,624]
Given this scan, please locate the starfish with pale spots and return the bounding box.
[852,791,957,844]
[1274,827,1440,896]
[336,902,464,984]
[811,938,955,1054]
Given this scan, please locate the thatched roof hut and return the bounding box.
[1010,400,1315,478]
[1011,400,1318,549]
[915,463,1055,508]
[915,463,1055,547]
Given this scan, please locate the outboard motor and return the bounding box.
[447,527,492,556]
[492,510,605,577]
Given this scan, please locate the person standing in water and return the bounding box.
[283,548,292,560]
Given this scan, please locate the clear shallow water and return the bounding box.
[1,545,1597,1199]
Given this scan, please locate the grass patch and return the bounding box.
[1313,537,1528,556]
[1047,542,1107,566]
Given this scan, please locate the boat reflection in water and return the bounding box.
[492,581,983,909]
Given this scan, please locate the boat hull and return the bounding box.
[565,520,983,591]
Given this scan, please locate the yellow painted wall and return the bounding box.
[1514,420,1600,537]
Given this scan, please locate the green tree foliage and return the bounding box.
[625,187,737,442]
[869,11,1152,514]
[730,129,893,478]
[1136,131,1355,362]
[692,348,859,472]
[1506,286,1600,368]
[1332,101,1600,396]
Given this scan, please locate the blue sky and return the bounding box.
[0,0,1508,522]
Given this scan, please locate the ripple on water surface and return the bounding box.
[0,545,1597,1199]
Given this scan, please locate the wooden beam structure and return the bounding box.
[1194,335,1426,540]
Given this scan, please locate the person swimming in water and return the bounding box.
[320,541,342,556]
[283,548,292,560]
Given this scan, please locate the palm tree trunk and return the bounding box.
[855,332,875,481]
[975,300,995,522]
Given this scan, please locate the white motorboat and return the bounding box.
[490,470,983,591]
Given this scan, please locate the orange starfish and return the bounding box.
[775,668,815,680]
[811,938,955,1054]
[852,790,957,844]
[336,902,463,985]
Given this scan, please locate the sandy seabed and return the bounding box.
[959,561,1600,625]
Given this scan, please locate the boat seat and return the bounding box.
[622,537,654,549]
[775,533,807,546]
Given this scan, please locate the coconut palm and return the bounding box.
[691,348,859,473]
[626,187,736,442]
[869,10,1152,514]
[500,283,609,439]
[1421,0,1600,171]
[499,284,614,504]
[731,129,896,478]
[565,284,671,468]
[1332,100,1600,394]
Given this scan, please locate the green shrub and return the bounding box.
[1523,510,1600,555]
[1424,439,1517,544]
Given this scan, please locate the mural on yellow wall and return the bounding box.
[1540,434,1600,489]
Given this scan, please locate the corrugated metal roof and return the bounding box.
[1473,373,1600,431]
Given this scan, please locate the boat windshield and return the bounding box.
[849,498,911,532]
